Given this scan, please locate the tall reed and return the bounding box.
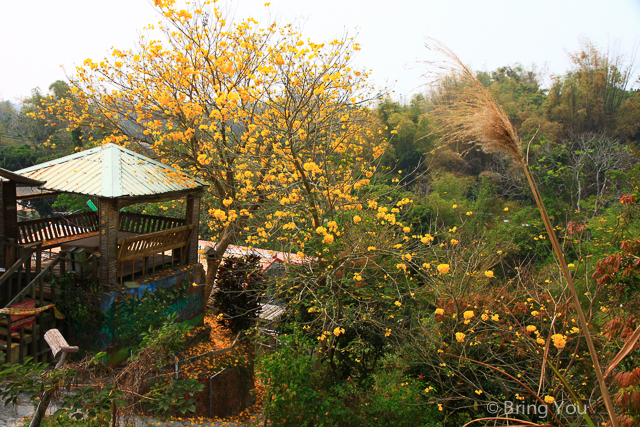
[426,40,618,427]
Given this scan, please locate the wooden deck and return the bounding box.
[34,252,176,283]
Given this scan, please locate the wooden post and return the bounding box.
[29,329,78,427]
[185,194,201,266]
[0,182,5,270]
[1,181,18,269]
[99,198,119,291]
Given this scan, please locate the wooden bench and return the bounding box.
[117,224,195,283]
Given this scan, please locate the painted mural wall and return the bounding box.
[71,264,205,351]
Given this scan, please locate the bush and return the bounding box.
[22,414,120,427]
[212,255,264,333]
[259,333,443,427]
[145,378,204,417]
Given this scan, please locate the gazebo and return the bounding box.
[11,143,208,290]
[0,144,209,363]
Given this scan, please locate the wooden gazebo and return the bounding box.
[0,144,209,363]
[7,143,208,290]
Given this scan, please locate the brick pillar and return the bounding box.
[1,182,18,269]
[185,194,201,265]
[99,198,119,290]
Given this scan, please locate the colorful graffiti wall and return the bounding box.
[73,264,205,351]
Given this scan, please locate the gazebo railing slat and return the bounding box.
[18,212,100,247]
[17,211,185,250]
[118,212,185,234]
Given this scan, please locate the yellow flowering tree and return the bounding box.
[37,0,386,291]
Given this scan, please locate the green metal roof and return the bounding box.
[16,144,207,198]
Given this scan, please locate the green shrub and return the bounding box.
[22,413,122,427]
[259,333,443,427]
[145,378,204,417]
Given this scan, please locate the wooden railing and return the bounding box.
[117,224,195,284]
[0,243,43,365]
[0,251,99,364]
[18,212,99,248]
[16,211,185,250]
[118,212,185,234]
[0,242,42,308]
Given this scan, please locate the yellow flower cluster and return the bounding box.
[551,334,567,349]
[437,264,450,274]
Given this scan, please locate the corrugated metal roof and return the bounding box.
[16,144,207,198]
[0,167,45,186]
[16,187,56,199]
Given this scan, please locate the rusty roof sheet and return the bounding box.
[16,143,207,198]
[0,167,45,186]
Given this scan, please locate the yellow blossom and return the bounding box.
[353,215,361,223]
[544,395,555,404]
[526,325,537,332]
[323,234,334,244]
[394,301,402,307]
[437,264,450,274]
[491,314,499,321]
[463,310,474,320]
[484,270,494,278]
[435,308,444,315]
[481,313,488,321]
[421,234,434,244]
[551,334,567,349]
[455,332,466,342]
[403,226,410,233]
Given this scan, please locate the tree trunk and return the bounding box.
[204,232,234,303]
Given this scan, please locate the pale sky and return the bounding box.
[1,0,639,104]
